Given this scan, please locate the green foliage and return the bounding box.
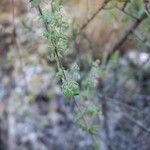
[128,0,144,17]
[40,1,69,63]
[41,11,55,24]
[70,63,80,81]
[31,0,81,100]
[77,120,99,135]
[108,51,120,65]
[88,125,99,135]
[75,105,101,121]
[79,60,101,101]
[56,68,65,80]
[83,60,100,89]
[93,141,101,150]
[86,105,101,117]
[30,0,42,7]
[75,105,101,135]
[62,80,80,98]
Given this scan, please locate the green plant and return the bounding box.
[29,0,101,147]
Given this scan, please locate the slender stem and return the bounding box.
[37,5,66,80]
[115,6,139,20]
[121,0,129,11]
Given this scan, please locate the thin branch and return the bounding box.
[133,31,150,49]
[103,97,150,134]
[107,101,150,134]
[121,0,129,11]
[37,6,49,32]
[105,96,142,113]
[74,99,97,142]
[124,113,150,133]
[115,6,138,20]
[104,12,147,63]
[79,0,111,32]
[104,95,150,117]
[37,5,66,80]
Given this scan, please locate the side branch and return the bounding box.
[79,0,111,32]
[105,12,147,64]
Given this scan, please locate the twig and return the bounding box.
[74,99,97,142]
[106,101,150,134]
[37,5,66,80]
[79,0,111,32]
[104,12,147,63]
[133,31,150,49]
[104,95,150,118]
[124,113,150,133]
[115,6,138,20]
[121,0,129,11]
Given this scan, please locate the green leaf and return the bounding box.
[88,125,99,135]
[56,68,65,80]
[62,80,80,98]
[83,60,100,89]
[86,106,101,117]
[52,1,63,12]
[70,63,80,81]
[109,50,120,65]
[128,0,144,18]
[41,11,55,24]
[75,111,85,122]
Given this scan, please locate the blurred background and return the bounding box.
[0,0,150,150]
